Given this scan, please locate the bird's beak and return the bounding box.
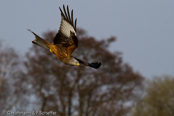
[76,63,80,66]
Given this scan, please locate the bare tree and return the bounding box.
[23,29,143,116]
[0,42,22,114]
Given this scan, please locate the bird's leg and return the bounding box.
[49,49,53,53]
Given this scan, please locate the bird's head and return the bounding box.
[69,57,80,66]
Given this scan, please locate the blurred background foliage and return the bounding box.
[132,76,174,116]
[0,29,173,116]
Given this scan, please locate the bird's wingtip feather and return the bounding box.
[27,29,31,31]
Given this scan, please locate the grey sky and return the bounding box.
[0,0,173,78]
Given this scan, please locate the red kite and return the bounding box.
[28,5,101,69]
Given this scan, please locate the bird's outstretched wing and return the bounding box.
[74,57,101,69]
[53,5,78,56]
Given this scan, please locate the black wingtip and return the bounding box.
[88,62,101,69]
[75,18,77,31]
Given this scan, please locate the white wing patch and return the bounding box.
[60,19,76,37]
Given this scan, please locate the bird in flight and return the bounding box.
[28,5,101,69]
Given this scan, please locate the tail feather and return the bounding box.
[27,29,50,50]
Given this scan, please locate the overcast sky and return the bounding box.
[0,0,173,78]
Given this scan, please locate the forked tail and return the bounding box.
[27,29,51,50]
